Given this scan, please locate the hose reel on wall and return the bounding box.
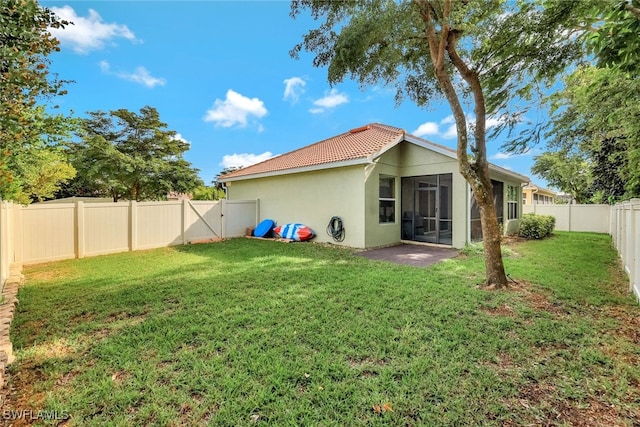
[326,216,345,242]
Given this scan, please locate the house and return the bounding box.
[522,183,556,205]
[219,123,529,249]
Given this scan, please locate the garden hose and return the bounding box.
[326,216,345,242]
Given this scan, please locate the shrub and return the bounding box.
[519,213,556,239]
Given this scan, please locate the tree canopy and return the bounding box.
[533,1,640,203]
[291,0,585,287]
[64,106,203,202]
[584,0,640,73]
[0,0,76,203]
[534,65,640,203]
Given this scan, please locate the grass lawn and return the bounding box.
[2,232,639,426]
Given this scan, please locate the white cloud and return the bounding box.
[204,90,268,128]
[442,123,458,139]
[51,6,137,54]
[489,148,536,160]
[490,152,514,160]
[100,61,166,88]
[441,115,456,125]
[283,77,306,104]
[412,122,439,137]
[220,152,274,169]
[309,89,349,113]
[172,133,190,146]
[434,114,507,140]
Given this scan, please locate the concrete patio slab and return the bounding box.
[356,244,458,268]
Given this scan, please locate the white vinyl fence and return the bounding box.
[611,200,640,302]
[523,203,611,233]
[0,199,258,284]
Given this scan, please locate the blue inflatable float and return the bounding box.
[254,219,275,238]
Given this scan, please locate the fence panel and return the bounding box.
[223,200,258,237]
[634,204,640,301]
[0,202,12,287]
[19,204,76,264]
[184,201,222,242]
[136,201,184,249]
[610,200,640,302]
[0,199,258,267]
[83,202,130,256]
[523,204,610,233]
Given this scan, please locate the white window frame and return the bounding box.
[379,175,396,224]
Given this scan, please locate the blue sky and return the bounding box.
[42,1,546,187]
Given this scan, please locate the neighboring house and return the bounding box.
[167,192,192,201]
[219,123,529,249]
[522,183,556,205]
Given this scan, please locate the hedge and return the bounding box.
[519,213,556,239]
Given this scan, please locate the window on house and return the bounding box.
[379,176,395,224]
[507,185,519,220]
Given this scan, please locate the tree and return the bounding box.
[68,106,203,202]
[290,0,584,287]
[535,65,640,203]
[531,151,593,204]
[0,0,76,203]
[192,185,225,201]
[584,0,640,73]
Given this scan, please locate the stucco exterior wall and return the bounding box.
[225,141,527,249]
[226,166,366,247]
[491,172,524,236]
[363,143,469,248]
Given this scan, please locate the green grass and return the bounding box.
[4,232,640,426]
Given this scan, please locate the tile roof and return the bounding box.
[220,123,406,180]
[219,122,528,183]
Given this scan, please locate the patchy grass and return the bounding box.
[2,232,639,426]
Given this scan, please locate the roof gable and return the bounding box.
[219,122,528,184]
[220,124,405,181]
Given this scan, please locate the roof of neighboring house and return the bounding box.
[219,123,528,183]
[522,183,556,195]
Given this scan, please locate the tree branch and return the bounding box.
[624,2,640,20]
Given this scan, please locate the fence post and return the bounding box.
[75,201,85,259]
[129,200,138,252]
[567,203,572,232]
[12,203,22,264]
[182,199,188,245]
[221,199,226,239]
[0,202,5,288]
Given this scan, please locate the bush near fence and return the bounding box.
[519,213,556,240]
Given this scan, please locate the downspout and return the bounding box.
[221,183,228,200]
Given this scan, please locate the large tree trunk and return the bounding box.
[467,174,508,287]
[420,0,509,288]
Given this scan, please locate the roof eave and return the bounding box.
[219,157,371,182]
[403,134,457,159]
[488,164,530,183]
[366,132,408,162]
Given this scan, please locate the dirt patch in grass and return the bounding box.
[25,265,77,283]
[601,305,640,345]
[505,381,638,426]
[479,279,569,318]
[347,356,388,369]
[481,303,517,317]
[0,362,51,427]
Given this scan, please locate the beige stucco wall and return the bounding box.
[226,166,366,247]
[491,171,524,236]
[362,143,468,248]
[226,141,526,249]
